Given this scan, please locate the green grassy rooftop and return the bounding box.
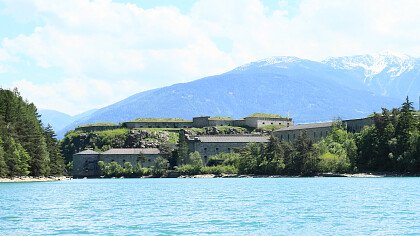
[129,118,192,122]
[208,116,233,120]
[77,122,118,128]
[246,113,283,118]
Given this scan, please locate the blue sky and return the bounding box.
[0,0,419,115]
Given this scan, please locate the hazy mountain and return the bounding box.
[39,108,99,138]
[58,54,416,137]
[39,109,74,131]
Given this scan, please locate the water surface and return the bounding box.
[0,178,419,235]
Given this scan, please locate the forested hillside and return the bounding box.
[0,89,64,177]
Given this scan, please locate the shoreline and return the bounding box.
[0,176,72,183]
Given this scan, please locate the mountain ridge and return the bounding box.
[52,53,419,138]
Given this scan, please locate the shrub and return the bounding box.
[176,164,202,175]
[201,165,238,175]
[318,152,351,173]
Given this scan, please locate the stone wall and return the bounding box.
[72,154,100,177]
[72,152,160,177]
[208,120,234,127]
[192,117,210,128]
[273,117,375,142]
[123,121,194,129]
[188,141,251,164]
[274,126,332,142]
[75,125,121,132]
[244,117,293,128]
[99,153,159,168]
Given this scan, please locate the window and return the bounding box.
[271,122,273,125]
[313,132,316,138]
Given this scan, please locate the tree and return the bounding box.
[176,130,189,166]
[0,137,8,177]
[237,143,262,174]
[151,156,169,177]
[262,136,285,175]
[44,125,65,176]
[187,151,203,166]
[123,162,134,177]
[291,131,318,176]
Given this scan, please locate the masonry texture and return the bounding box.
[273,117,374,142]
[72,148,160,177]
[187,135,270,164]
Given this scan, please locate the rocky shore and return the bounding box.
[0,176,71,183]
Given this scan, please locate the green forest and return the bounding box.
[0,89,64,177]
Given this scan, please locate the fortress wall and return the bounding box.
[208,120,234,127]
[275,126,332,142]
[75,125,121,132]
[192,117,210,128]
[344,117,374,133]
[100,154,159,168]
[72,154,100,177]
[189,141,251,164]
[232,120,246,127]
[124,121,194,129]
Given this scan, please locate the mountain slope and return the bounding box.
[39,109,73,131]
[323,52,420,100]
[59,56,404,136]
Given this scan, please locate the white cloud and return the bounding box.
[1,0,420,114]
[13,77,145,115]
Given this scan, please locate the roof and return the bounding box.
[75,150,100,155]
[275,122,333,132]
[190,135,270,143]
[102,148,160,155]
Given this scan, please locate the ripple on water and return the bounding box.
[0,178,419,235]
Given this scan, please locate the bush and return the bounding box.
[201,165,238,175]
[176,164,202,175]
[318,152,351,173]
[207,152,240,166]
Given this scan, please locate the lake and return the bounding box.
[0,178,419,235]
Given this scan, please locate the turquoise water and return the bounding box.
[0,178,419,235]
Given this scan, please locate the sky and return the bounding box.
[0,0,420,115]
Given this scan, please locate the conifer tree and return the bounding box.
[177,130,189,166]
[44,125,64,176]
[0,137,8,177]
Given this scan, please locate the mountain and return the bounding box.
[58,54,416,137]
[39,109,74,131]
[40,108,99,138]
[323,52,420,100]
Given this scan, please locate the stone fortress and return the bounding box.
[75,114,294,132]
[72,113,374,177]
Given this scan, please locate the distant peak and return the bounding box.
[323,52,415,78]
[235,56,303,71]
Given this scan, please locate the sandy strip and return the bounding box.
[0,176,71,183]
